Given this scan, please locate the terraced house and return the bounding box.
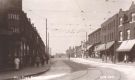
[0,0,47,70]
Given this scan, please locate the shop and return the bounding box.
[87,45,94,57]
[116,39,135,62]
[94,41,115,62]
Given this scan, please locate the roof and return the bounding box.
[129,1,135,10]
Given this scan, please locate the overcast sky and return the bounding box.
[22,0,134,54]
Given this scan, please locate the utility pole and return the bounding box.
[46,18,49,62]
[48,33,49,56]
[86,32,87,58]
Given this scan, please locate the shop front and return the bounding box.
[116,39,135,62]
[87,45,94,58]
[94,41,115,62]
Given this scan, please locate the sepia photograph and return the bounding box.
[0,0,135,80]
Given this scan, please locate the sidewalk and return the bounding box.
[85,57,135,67]
[0,63,51,80]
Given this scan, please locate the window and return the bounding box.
[131,13,135,22]
[127,29,130,40]
[119,31,123,41]
[112,32,114,40]
[113,20,115,27]
[134,28,135,38]
[8,14,10,19]
[119,17,123,26]
[8,14,19,20]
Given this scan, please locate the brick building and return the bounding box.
[88,28,101,45]
[97,13,119,62]
[117,2,135,62]
[88,28,101,57]
[87,1,135,63]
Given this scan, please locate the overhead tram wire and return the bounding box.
[71,0,89,22]
[71,0,92,35]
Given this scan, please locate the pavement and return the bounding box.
[85,57,135,66]
[0,61,51,80]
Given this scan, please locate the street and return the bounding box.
[21,58,123,80]
[1,0,135,80]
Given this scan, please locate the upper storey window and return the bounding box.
[119,17,123,26]
[119,31,123,41]
[131,13,135,22]
[8,14,19,20]
[127,29,130,40]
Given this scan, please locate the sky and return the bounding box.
[22,0,135,55]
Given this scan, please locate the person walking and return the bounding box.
[41,56,45,66]
[35,56,40,67]
[14,57,20,70]
[124,54,127,63]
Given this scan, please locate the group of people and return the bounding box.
[35,56,47,67]
[14,56,49,70]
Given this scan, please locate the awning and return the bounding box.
[105,41,115,50]
[94,41,115,52]
[95,44,105,52]
[116,39,135,52]
[87,45,93,49]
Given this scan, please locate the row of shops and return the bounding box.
[86,2,135,63]
[87,39,135,63]
[66,2,135,63]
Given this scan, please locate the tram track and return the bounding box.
[69,67,122,80]
[95,68,122,80]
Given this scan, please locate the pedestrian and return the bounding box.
[35,56,40,67]
[41,56,45,66]
[124,54,127,63]
[46,57,49,64]
[14,56,20,70]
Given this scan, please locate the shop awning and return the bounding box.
[87,45,93,49]
[116,39,135,52]
[105,41,115,50]
[94,41,115,52]
[95,44,105,52]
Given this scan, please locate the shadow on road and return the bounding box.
[63,59,96,72]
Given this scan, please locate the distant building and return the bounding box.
[88,28,101,58]
[88,28,101,45]
[75,46,82,58]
